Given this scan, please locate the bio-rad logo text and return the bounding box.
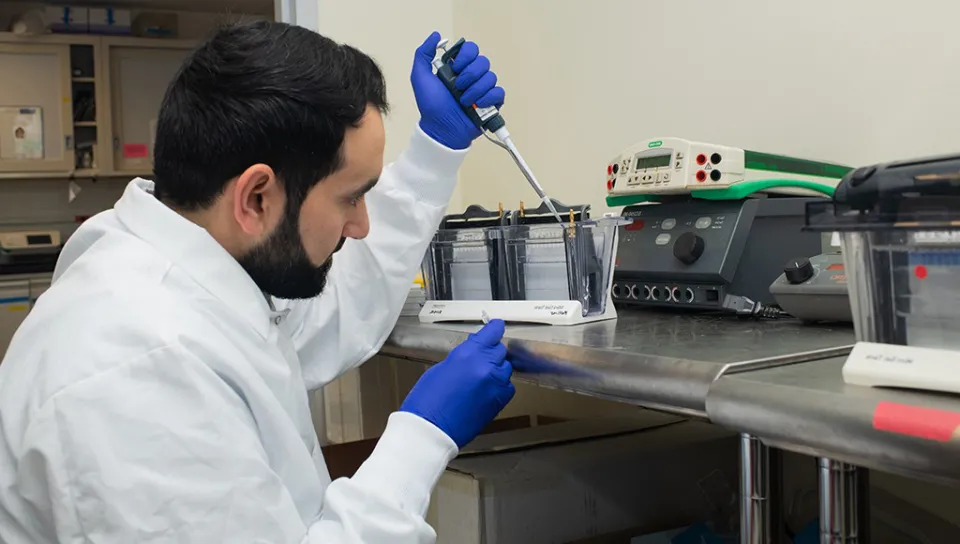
[648,140,663,148]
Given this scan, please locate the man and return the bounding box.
[0,21,516,543]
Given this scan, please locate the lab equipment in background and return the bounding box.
[768,253,852,323]
[0,279,31,358]
[805,152,960,394]
[605,137,852,207]
[433,37,563,224]
[612,198,822,316]
[0,230,62,275]
[13,6,128,35]
[420,200,629,325]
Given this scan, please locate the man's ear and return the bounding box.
[232,164,284,236]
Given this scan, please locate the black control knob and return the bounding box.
[673,232,705,265]
[784,257,815,284]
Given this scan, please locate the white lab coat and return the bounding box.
[0,126,468,543]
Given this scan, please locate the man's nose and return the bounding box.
[343,201,370,240]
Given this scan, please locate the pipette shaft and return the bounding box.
[495,129,563,223]
[434,38,564,224]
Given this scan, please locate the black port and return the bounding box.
[685,288,695,302]
[612,284,622,298]
[710,153,722,164]
[710,169,722,182]
[612,163,619,174]
[651,286,661,300]
[643,285,651,299]
[705,289,719,302]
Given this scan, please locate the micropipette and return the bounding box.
[432,38,564,225]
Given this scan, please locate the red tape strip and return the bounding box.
[873,401,960,442]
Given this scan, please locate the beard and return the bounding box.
[238,207,345,300]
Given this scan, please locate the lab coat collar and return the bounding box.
[114,178,277,339]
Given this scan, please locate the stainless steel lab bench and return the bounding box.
[382,310,960,543]
[709,356,960,542]
[383,311,858,543]
[383,312,855,419]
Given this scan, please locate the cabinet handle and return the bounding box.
[64,135,73,150]
[113,137,119,151]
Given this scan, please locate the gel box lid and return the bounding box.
[806,152,960,232]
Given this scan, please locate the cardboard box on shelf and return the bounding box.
[45,6,88,33]
[323,412,739,544]
[88,8,131,35]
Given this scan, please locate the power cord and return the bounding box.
[721,294,788,319]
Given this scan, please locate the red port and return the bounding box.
[696,170,707,182]
[607,164,613,175]
[915,265,928,280]
[606,179,613,191]
[696,154,707,165]
[625,219,645,231]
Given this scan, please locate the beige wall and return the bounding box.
[452,0,960,215]
[314,0,463,211]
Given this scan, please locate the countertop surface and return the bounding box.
[382,310,856,417]
[707,357,960,485]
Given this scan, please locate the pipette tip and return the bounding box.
[542,197,564,225]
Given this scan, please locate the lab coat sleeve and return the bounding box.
[277,126,468,390]
[25,346,456,543]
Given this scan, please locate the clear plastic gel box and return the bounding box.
[421,216,628,319]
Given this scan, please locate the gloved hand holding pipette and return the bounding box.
[412,32,505,150]
[414,32,564,224]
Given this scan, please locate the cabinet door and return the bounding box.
[0,44,74,173]
[0,280,30,359]
[109,46,190,175]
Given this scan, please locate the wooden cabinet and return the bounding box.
[0,43,74,174]
[0,33,196,179]
[102,39,193,176]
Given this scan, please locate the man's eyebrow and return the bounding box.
[350,177,379,199]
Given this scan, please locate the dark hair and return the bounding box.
[153,20,389,211]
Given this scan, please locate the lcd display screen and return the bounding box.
[635,154,671,170]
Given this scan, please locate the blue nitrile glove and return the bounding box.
[400,319,516,448]
[411,31,507,150]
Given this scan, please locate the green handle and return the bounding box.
[690,179,836,200]
[605,179,835,208]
